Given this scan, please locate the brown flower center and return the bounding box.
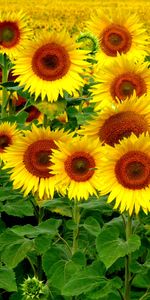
[115,151,150,189]
[32,43,71,81]
[110,72,147,101]
[23,139,57,178]
[0,134,11,152]
[0,21,20,48]
[101,24,132,56]
[64,151,95,182]
[99,111,148,146]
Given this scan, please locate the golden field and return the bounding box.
[2,0,150,35]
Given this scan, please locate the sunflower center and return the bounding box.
[0,134,11,151]
[110,72,147,101]
[99,111,148,146]
[64,151,95,182]
[109,33,123,45]
[25,106,41,123]
[37,151,50,164]
[0,21,20,48]
[42,54,58,69]
[115,151,150,189]
[32,43,71,81]
[101,24,132,56]
[23,139,57,178]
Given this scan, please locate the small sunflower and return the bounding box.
[87,9,149,61]
[13,31,89,102]
[12,94,43,123]
[3,124,73,199]
[80,95,150,146]
[91,54,150,110]
[0,10,31,58]
[50,136,102,200]
[0,122,20,160]
[99,133,150,215]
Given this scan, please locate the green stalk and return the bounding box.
[72,200,80,254]
[1,53,8,118]
[125,214,132,300]
[43,113,48,128]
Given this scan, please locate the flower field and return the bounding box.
[0,1,150,300]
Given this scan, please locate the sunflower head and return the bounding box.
[87,9,150,61]
[3,124,73,199]
[80,94,150,146]
[0,10,31,58]
[91,54,150,110]
[0,122,20,160]
[50,136,102,200]
[13,31,89,102]
[99,133,150,215]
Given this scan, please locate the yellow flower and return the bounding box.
[3,124,73,200]
[13,31,89,102]
[0,122,20,160]
[99,133,150,215]
[87,9,149,61]
[80,94,150,146]
[50,136,102,200]
[0,10,31,58]
[91,54,150,110]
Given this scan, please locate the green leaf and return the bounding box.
[85,277,122,299]
[96,227,141,269]
[1,239,34,268]
[83,216,101,236]
[132,270,150,288]
[0,230,23,250]
[0,267,17,292]
[34,234,52,254]
[62,261,106,296]
[42,247,68,278]
[2,198,34,217]
[72,251,86,267]
[37,218,62,235]
[11,224,39,237]
[62,275,104,296]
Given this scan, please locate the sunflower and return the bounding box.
[12,94,43,123]
[0,122,20,160]
[80,94,150,146]
[99,133,150,215]
[3,124,73,199]
[50,136,102,200]
[91,54,150,110]
[0,10,31,58]
[13,31,89,102]
[87,9,149,61]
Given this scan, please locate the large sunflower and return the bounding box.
[87,9,149,61]
[50,136,102,200]
[91,54,150,110]
[0,122,20,160]
[80,95,150,146]
[0,10,31,58]
[13,31,89,102]
[99,133,150,215]
[3,124,73,199]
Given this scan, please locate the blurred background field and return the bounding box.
[2,0,150,35]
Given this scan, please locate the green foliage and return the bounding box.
[96,226,141,269]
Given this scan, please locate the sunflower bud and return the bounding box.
[21,276,46,300]
[76,32,99,54]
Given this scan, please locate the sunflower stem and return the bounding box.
[1,53,8,118]
[72,200,80,255]
[43,114,48,128]
[124,214,132,300]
